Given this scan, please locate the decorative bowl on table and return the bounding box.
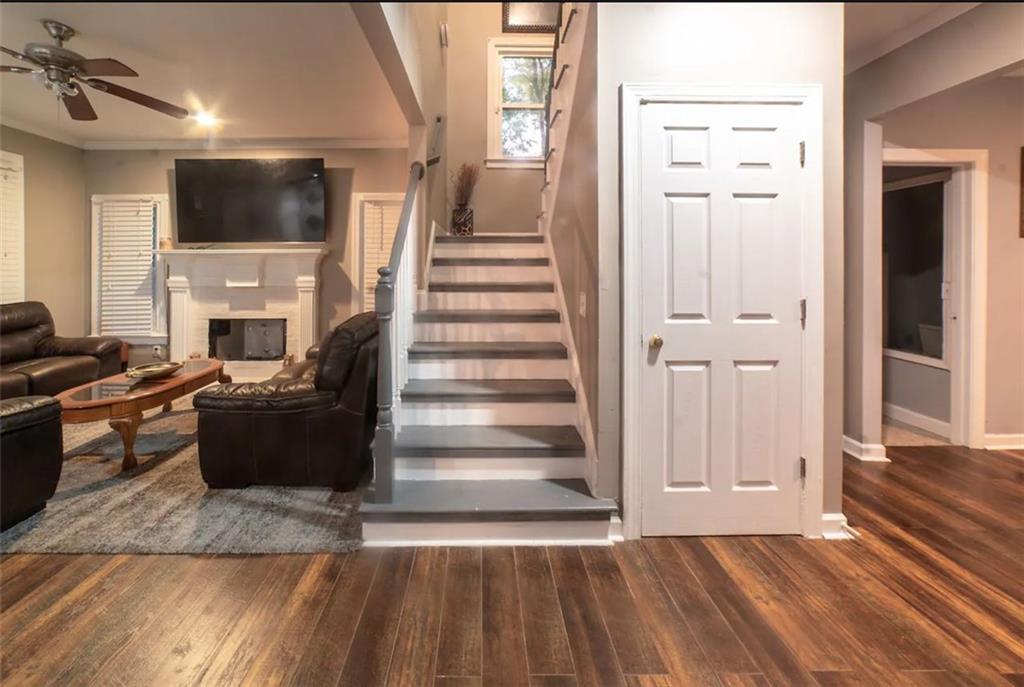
[125,361,184,380]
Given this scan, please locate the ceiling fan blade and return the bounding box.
[1,45,41,66]
[63,89,98,121]
[84,78,188,119]
[78,58,138,77]
[1,65,35,74]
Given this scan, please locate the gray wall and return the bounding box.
[0,126,89,335]
[883,357,951,423]
[880,76,1024,434]
[83,147,407,337]
[594,3,846,510]
[548,7,599,431]
[444,2,543,233]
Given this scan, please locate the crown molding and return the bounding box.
[80,137,408,151]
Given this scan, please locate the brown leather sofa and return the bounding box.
[193,312,379,490]
[1,396,63,530]
[0,301,122,398]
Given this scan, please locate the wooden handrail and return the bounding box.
[372,160,425,504]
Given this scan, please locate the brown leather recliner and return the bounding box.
[1,396,63,530]
[193,312,379,490]
[0,301,122,398]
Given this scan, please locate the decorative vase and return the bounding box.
[451,206,474,236]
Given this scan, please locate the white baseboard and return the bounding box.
[883,402,950,439]
[984,433,1024,451]
[843,435,890,462]
[820,512,859,540]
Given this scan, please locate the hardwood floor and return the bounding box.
[2,445,1021,686]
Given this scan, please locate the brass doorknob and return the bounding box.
[649,335,664,349]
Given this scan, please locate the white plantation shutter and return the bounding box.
[362,200,402,310]
[0,151,26,304]
[92,195,168,338]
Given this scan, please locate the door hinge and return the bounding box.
[799,141,805,168]
[799,298,807,330]
[799,456,807,479]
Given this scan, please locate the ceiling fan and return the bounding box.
[0,19,189,121]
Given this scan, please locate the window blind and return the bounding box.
[362,201,402,311]
[95,197,158,336]
[0,152,26,304]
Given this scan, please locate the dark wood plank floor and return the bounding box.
[2,445,1022,686]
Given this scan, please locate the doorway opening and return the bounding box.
[881,165,955,447]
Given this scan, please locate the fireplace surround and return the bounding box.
[157,247,327,381]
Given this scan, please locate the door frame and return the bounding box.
[874,148,988,448]
[352,192,405,313]
[620,83,825,539]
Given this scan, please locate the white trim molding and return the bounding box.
[883,402,951,439]
[984,434,1024,451]
[620,83,826,539]
[843,435,890,462]
[876,148,989,449]
[80,137,408,151]
[821,512,859,540]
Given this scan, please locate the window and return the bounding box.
[359,196,403,310]
[882,167,952,368]
[91,194,169,342]
[0,151,25,304]
[486,36,553,169]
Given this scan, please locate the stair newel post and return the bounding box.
[373,265,395,504]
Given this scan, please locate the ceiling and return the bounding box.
[0,3,407,147]
[844,3,978,73]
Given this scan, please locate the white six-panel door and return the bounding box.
[638,99,809,536]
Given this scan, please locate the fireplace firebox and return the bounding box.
[208,319,286,361]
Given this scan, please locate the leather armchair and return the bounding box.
[1,396,63,530]
[193,312,379,490]
[1,301,122,398]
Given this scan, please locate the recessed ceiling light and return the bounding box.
[192,111,218,127]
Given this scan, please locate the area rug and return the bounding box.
[0,394,364,554]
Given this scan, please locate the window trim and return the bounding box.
[0,150,26,304]
[486,36,554,166]
[90,193,170,343]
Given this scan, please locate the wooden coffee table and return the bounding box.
[57,359,230,471]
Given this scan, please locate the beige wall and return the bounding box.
[83,147,408,336]
[445,2,542,233]
[548,7,599,432]
[880,77,1024,434]
[595,3,846,509]
[0,126,88,335]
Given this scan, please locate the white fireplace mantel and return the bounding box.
[158,247,327,380]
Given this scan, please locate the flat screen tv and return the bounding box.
[174,158,326,243]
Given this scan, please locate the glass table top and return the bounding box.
[64,360,216,403]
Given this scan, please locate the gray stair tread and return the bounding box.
[433,257,549,266]
[402,378,575,402]
[395,424,584,457]
[409,342,567,359]
[436,234,543,244]
[359,479,617,518]
[429,281,554,292]
[415,309,560,323]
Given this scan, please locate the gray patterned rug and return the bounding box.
[0,394,363,554]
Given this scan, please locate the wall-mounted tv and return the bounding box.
[174,158,326,243]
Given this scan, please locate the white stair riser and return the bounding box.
[426,292,557,310]
[409,358,569,380]
[416,322,561,342]
[430,265,551,282]
[403,401,576,426]
[395,456,587,481]
[433,243,546,259]
[362,519,613,546]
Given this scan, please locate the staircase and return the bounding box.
[360,233,618,545]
